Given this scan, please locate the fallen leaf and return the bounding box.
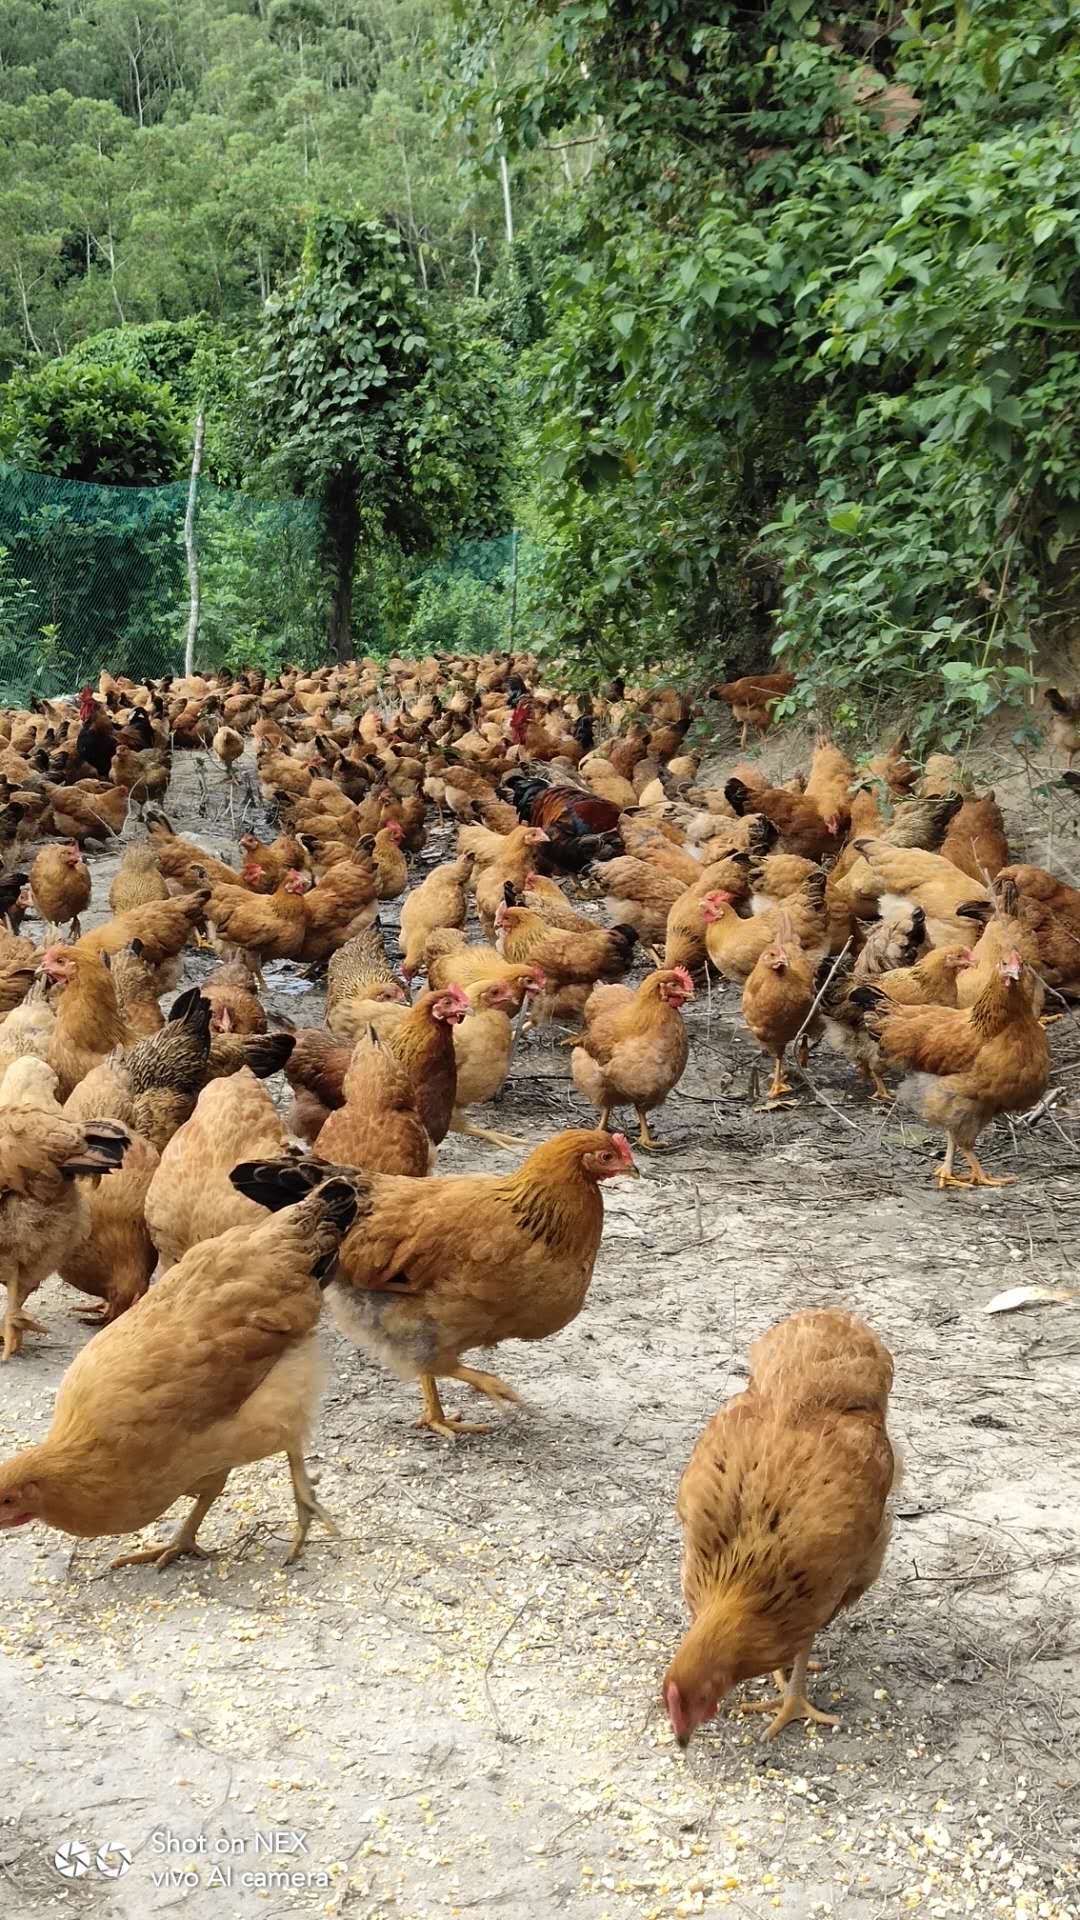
[984,1284,1078,1315]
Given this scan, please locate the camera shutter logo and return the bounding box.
[96,1842,132,1879]
[53,1841,92,1879]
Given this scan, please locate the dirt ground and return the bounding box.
[0,738,1078,1920]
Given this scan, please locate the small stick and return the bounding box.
[791,936,853,1051]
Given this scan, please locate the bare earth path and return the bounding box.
[0,749,1077,1920]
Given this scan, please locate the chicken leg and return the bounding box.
[111,1471,230,1570]
[451,1114,528,1151]
[739,1646,838,1741]
[934,1135,1016,1191]
[449,1363,523,1410]
[2,1282,46,1361]
[284,1449,339,1565]
[415,1373,492,1440]
[635,1109,671,1150]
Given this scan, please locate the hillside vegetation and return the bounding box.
[1,0,1078,739]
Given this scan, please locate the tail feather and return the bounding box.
[62,1119,132,1177]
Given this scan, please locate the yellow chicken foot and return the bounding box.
[739,1648,838,1741]
[284,1449,339,1565]
[865,1067,893,1102]
[451,1117,528,1151]
[449,1364,523,1409]
[960,1150,1016,1188]
[414,1374,492,1440]
[635,1109,671,1150]
[111,1475,228,1570]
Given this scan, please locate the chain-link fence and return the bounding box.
[0,463,527,702]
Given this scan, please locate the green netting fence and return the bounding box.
[0,466,530,703]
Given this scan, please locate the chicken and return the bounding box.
[0,1168,362,1566]
[205,1028,295,1085]
[74,688,119,778]
[109,940,165,1037]
[954,881,1044,1015]
[369,822,409,900]
[315,1028,431,1176]
[0,1107,131,1359]
[30,843,91,939]
[918,753,963,798]
[237,831,309,892]
[76,889,210,990]
[296,861,379,967]
[503,775,623,874]
[326,923,404,1022]
[233,1129,637,1439]
[703,871,828,986]
[852,902,927,981]
[109,842,169,915]
[42,944,128,1098]
[448,976,535,1151]
[201,958,267,1035]
[494,903,638,994]
[145,1069,292,1274]
[663,1309,895,1745]
[571,969,693,1147]
[820,931,968,1100]
[661,856,753,974]
[989,864,1080,997]
[212,725,245,775]
[284,1029,354,1143]
[43,779,129,844]
[1044,687,1080,767]
[384,985,470,1146]
[724,776,838,863]
[398,854,474,978]
[803,740,854,838]
[0,975,55,1079]
[474,825,551,937]
[856,950,1049,1187]
[938,793,1009,883]
[597,856,685,949]
[57,1131,161,1326]
[145,811,246,891]
[871,944,973,1009]
[850,839,988,947]
[741,927,817,1105]
[208,871,309,983]
[62,986,212,1151]
[709,671,795,746]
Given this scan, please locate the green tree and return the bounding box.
[0,356,185,481]
[252,211,509,657]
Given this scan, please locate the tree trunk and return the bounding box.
[325,470,359,662]
[183,410,205,678]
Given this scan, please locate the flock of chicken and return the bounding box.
[0,653,1074,1750]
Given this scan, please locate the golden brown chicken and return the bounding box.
[0,1103,131,1359]
[850,839,987,947]
[62,986,212,1151]
[954,880,1043,1014]
[296,861,379,967]
[30,843,91,939]
[109,940,164,1037]
[369,822,408,901]
[856,951,1049,1187]
[597,856,685,949]
[108,841,169,915]
[703,871,828,986]
[325,923,403,1020]
[571,969,693,1146]
[0,1168,362,1565]
[76,889,210,989]
[43,779,129,844]
[992,864,1080,997]
[494,903,638,995]
[446,976,534,1150]
[212,725,245,775]
[145,1069,293,1273]
[42,945,128,1098]
[201,958,267,1035]
[398,853,474,978]
[315,1028,431,1175]
[1044,687,1080,767]
[474,825,551,937]
[237,830,309,892]
[741,927,816,1105]
[803,739,854,838]
[663,1309,895,1745]
[383,985,469,1146]
[725,775,839,862]
[234,1129,637,1439]
[939,793,1009,882]
[58,1131,161,1325]
[709,671,795,746]
[208,872,308,983]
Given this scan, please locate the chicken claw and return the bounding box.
[111,1538,213,1572]
[740,1650,838,1741]
[284,1450,339,1564]
[415,1374,493,1439]
[450,1364,523,1408]
[635,1111,671,1150]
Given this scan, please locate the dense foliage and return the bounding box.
[452,0,1080,738]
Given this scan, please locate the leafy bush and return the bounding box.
[403,569,508,655]
[454,0,1080,741]
[0,360,187,484]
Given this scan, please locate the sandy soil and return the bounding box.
[0,741,1078,1920]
